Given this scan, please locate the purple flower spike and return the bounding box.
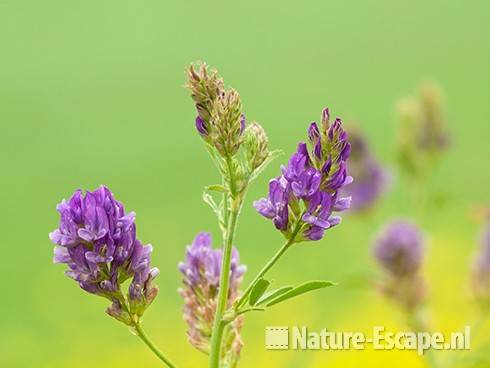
[374,220,425,277]
[255,107,352,242]
[49,186,158,325]
[341,130,388,212]
[374,220,427,310]
[179,232,246,361]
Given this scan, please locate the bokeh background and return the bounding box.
[1,1,489,367]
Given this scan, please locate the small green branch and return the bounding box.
[133,323,178,368]
[235,219,303,311]
[117,296,177,367]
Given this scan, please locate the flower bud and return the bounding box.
[195,116,210,138]
[211,89,244,157]
[106,300,133,326]
[321,107,330,131]
[307,122,320,143]
[186,63,224,124]
[244,122,269,172]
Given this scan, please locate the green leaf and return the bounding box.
[249,279,270,306]
[256,286,294,306]
[205,184,227,193]
[266,280,336,307]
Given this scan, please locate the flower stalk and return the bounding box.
[185,63,350,368]
[134,322,177,368]
[50,186,178,367]
[209,187,241,367]
[235,218,304,311]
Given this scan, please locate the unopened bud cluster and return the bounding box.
[243,122,269,172]
[211,89,244,157]
[187,63,270,196]
[397,82,449,179]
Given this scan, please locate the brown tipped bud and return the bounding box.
[244,122,269,172]
[211,89,244,157]
[321,107,330,131]
[106,300,133,326]
[186,62,224,123]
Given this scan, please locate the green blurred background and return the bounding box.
[1,0,489,367]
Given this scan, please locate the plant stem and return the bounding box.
[134,323,177,368]
[235,219,303,310]
[408,308,438,368]
[209,204,240,368]
[226,157,237,196]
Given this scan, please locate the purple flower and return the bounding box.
[49,186,158,324]
[179,232,246,360]
[373,220,427,310]
[473,224,490,302]
[341,130,388,212]
[374,220,425,277]
[255,107,352,242]
[253,177,290,231]
[281,150,321,199]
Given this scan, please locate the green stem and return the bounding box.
[235,219,303,310]
[226,157,237,197]
[134,323,177,368]
[209,205,240,368]
[408,308,437,368]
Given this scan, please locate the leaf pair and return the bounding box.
[248,279,336,309]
